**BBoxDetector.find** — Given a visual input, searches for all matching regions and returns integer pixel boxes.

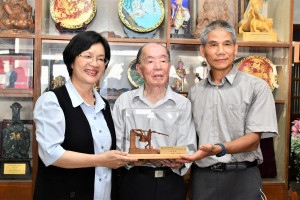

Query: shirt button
[99,178,102,182]
[216,117,218,120]
[215,102,217,104]
[99,130,102,133]
[94,117,96,120]
[216,86,218,89]
[101,146,104,149]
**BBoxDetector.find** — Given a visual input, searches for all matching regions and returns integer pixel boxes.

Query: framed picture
[0,54,33,89]
[193,0,238,38]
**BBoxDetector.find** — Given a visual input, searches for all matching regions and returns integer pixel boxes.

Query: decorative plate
[236,55,278,91]
[50,0,96,29]
[127,59,144,88]
[118,0,165,32]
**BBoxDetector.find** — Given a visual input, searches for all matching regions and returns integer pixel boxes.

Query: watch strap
[215,143,226,157]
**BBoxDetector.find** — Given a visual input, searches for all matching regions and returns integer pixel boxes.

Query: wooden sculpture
[0,0,34,33]
[129,129,168,154]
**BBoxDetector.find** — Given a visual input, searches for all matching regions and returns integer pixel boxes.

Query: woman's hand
[99,150,137,169]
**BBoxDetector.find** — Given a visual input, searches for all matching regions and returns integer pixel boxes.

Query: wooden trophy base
[128,146,188,159]
[238,32,277,42]
[127,154,188,159]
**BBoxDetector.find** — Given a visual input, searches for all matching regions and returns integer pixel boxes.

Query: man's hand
[176,144,220,163]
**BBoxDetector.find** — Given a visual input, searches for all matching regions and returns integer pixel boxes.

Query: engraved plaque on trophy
[0,102,31,179]
[123,108,189,159]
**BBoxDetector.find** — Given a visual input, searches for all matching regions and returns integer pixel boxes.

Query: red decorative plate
[236,55,278,91]
[50,0,96,29]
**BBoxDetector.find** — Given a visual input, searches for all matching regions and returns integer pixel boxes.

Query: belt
[133,167,174,178]
[208,160,257,172]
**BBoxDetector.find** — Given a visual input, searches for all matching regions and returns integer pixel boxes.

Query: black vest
[34,85,116,200]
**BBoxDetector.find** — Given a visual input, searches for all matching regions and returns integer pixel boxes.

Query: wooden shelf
[40,35,291,47]
[42,35,169,44]
[0,33,35,39]
[0,89,33,98]
[275,100,286,104]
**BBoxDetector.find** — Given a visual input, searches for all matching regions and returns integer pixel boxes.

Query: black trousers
[191,164,264,200]
[117,167,186,200]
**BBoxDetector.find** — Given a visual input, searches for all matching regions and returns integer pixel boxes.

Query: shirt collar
[206,65,238,86]
[132,84,175,106]
[65,80,106,111]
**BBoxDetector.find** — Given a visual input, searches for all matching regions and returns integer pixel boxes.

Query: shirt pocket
[225,103,246,137]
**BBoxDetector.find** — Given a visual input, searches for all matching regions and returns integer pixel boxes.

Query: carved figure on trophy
[0,0,34,34]
[193,0,232,38]
[2,102,30,159]
[171,59,186,93]
[170,0,191,38]
[129,129,169,154]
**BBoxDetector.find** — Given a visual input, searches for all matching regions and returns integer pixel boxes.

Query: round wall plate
[50,0,96,29]
[127,59,144,88]
[236,55,278,91]
[118,0,165,32]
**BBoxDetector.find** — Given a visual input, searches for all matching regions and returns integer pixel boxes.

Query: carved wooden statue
[193,0,232,38]
[0,0,34,33]
[129,129,168,154]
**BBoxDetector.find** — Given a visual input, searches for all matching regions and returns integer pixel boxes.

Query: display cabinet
[0,0,294,199]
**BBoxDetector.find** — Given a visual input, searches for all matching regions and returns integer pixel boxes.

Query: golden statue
[171,59,186,92]
[239,0,273,33]
[0,0,34,33]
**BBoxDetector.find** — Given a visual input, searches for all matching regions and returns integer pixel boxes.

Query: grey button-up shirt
[188,66,278,168]
[112,85,197,175]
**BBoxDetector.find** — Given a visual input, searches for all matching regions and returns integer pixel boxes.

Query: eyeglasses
[79,54,109,65]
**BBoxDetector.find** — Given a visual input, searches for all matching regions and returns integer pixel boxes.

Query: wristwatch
[215,143,226,157]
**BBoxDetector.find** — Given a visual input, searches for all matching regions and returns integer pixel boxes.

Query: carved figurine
[0,0,34,33]
[171,0,190,37]
[51,75,66,89]
[129,129,168,154]
[2,102,30,159]
[171,59,186,92]
[239,0,274,33]
[193,0,232,38]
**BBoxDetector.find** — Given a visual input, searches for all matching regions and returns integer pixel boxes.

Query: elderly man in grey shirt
[178,20,278,200]
[112,43,197,200]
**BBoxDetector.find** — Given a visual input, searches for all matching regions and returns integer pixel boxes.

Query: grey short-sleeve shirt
[188,66,278,167]
[112,85,197,175]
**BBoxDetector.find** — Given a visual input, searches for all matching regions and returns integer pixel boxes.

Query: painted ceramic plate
[127,59,144,88]
[118,0,165,32]
[50,0,96,29]
[236,55,278,91]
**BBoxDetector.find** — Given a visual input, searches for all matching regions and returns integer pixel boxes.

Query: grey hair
[136,43,170,65]
[200,20,237,47]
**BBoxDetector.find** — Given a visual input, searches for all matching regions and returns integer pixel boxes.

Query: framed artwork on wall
[0,54,33,89]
